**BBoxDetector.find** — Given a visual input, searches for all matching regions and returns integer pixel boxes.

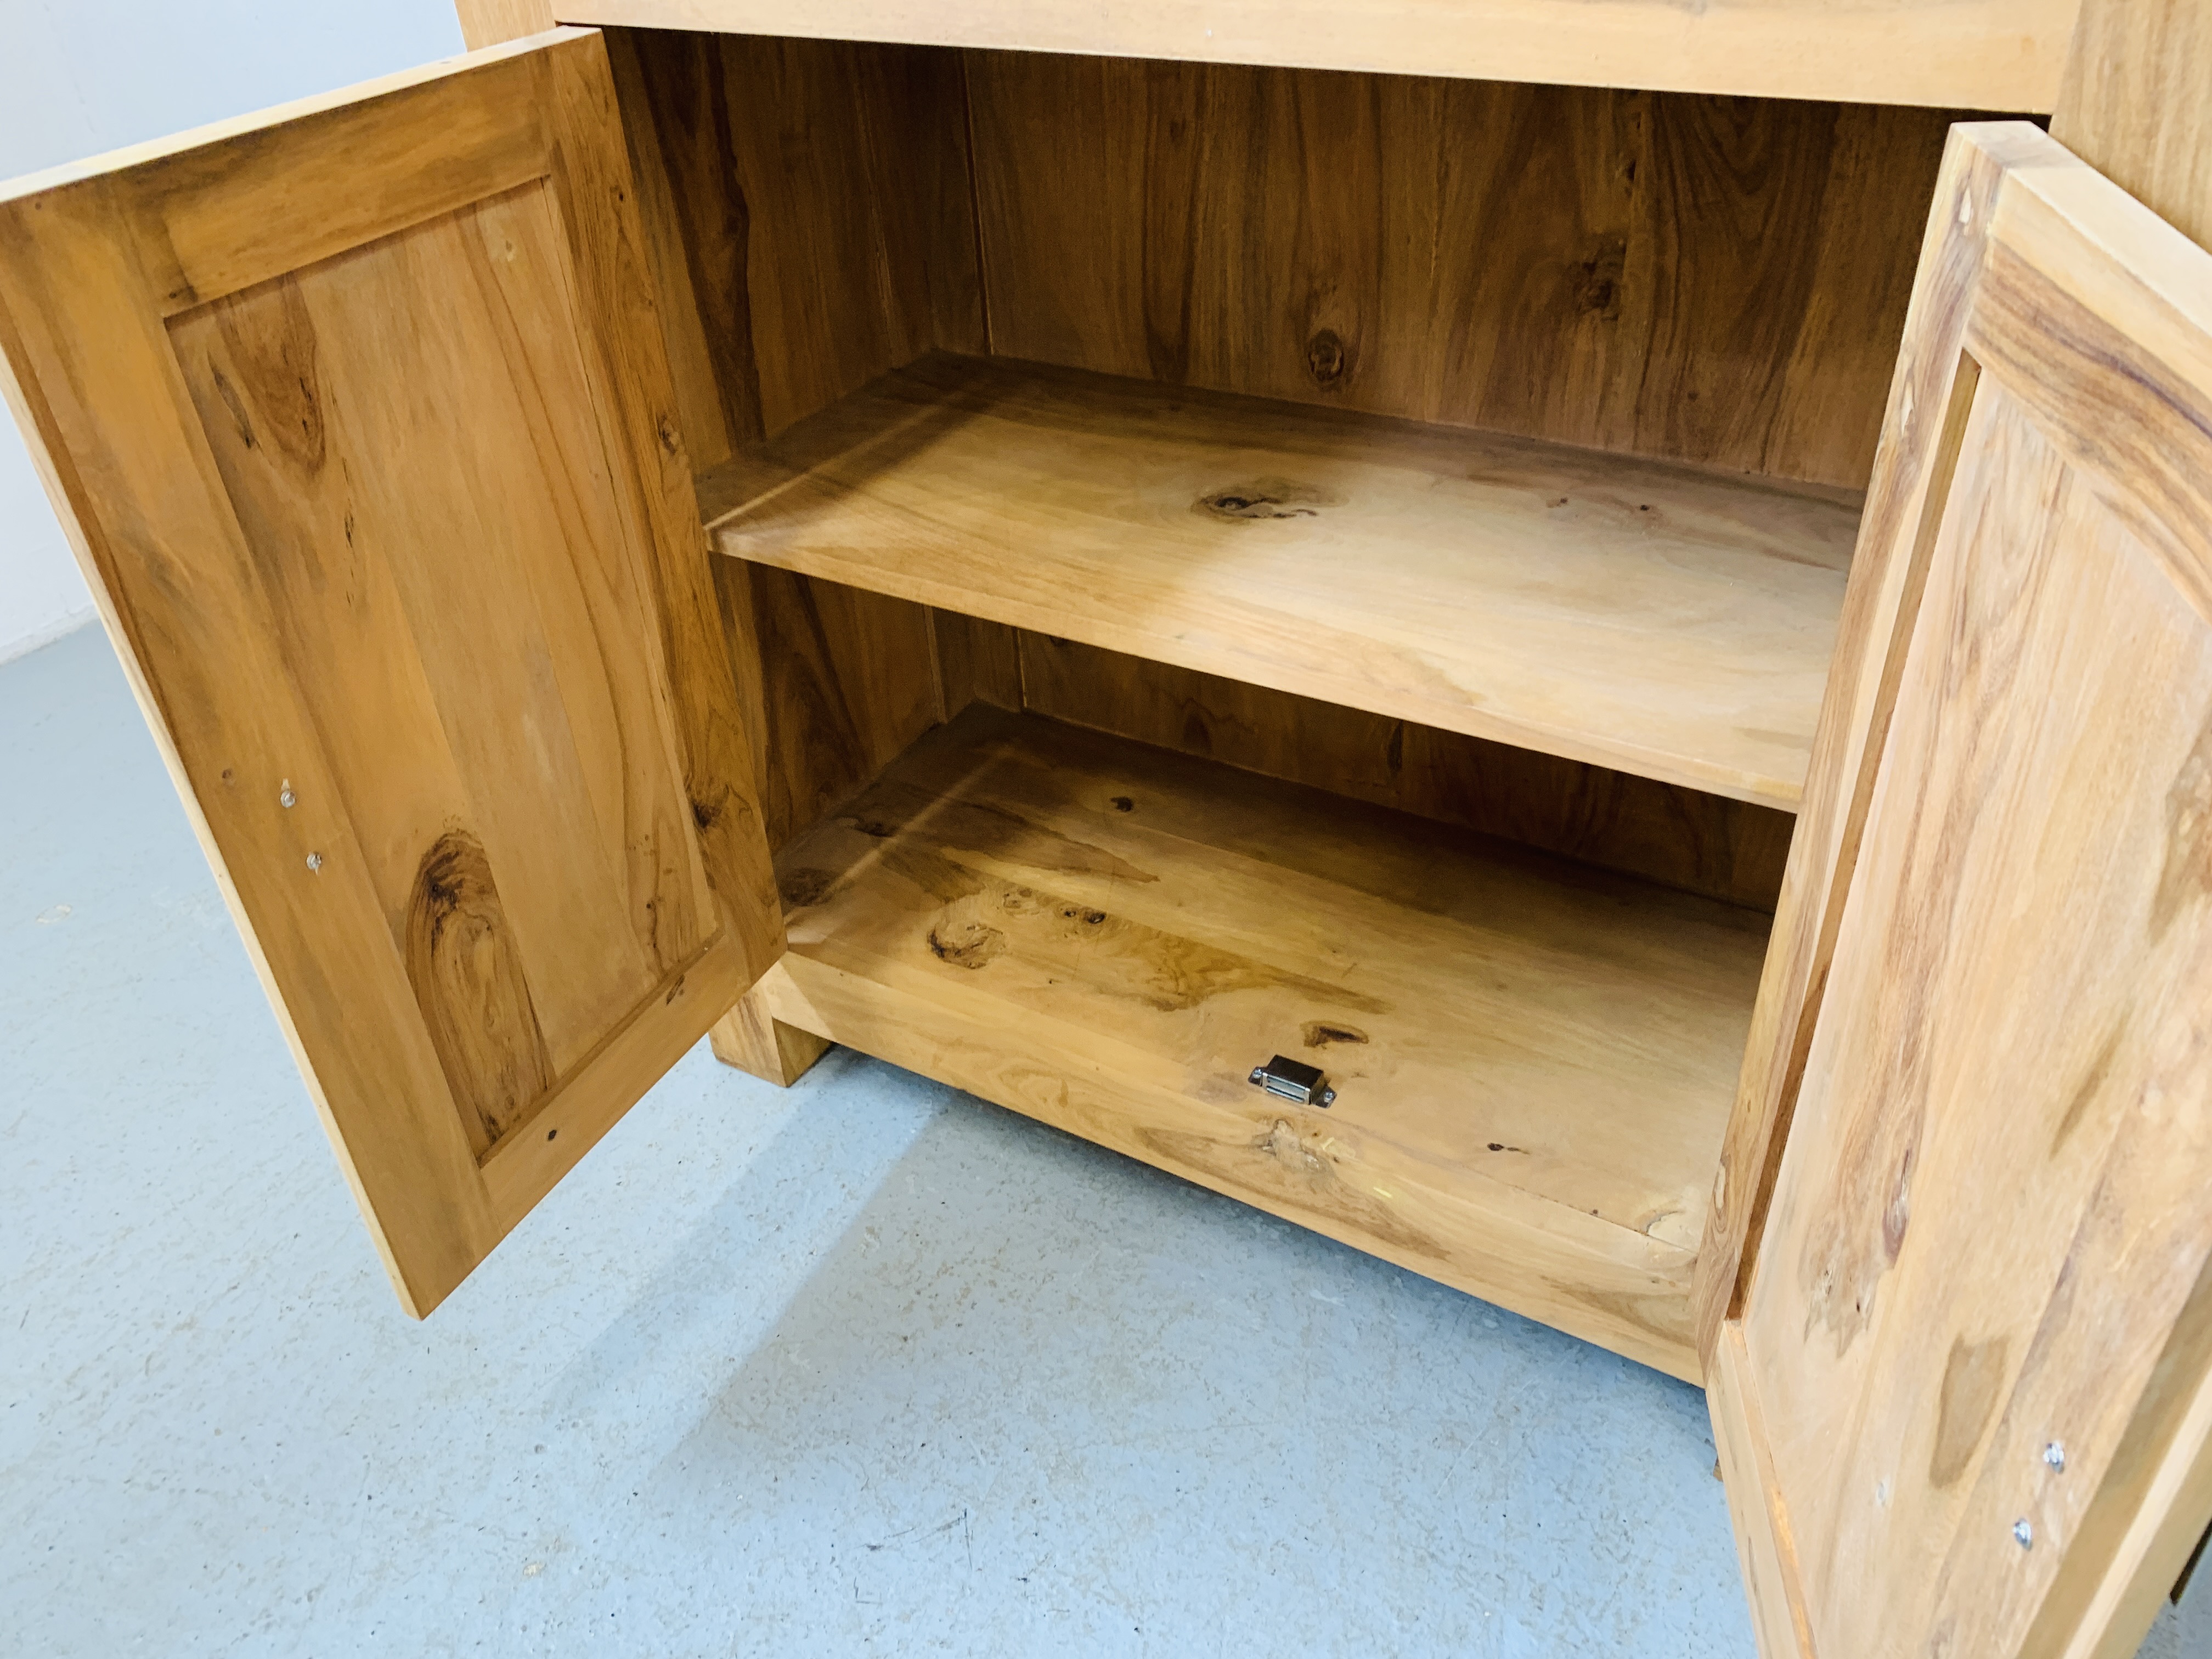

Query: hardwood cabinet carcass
[2,3,2207,1650]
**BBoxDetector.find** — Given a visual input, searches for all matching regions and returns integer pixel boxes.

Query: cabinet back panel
[1017,633,1792,911]
[609,33,1868,891]
[966,53,1962,490]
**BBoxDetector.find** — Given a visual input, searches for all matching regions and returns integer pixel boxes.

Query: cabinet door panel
[0,30,781,1316]
[1713,122,2212,1656]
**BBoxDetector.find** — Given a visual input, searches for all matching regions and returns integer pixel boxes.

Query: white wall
[0,0,466,663]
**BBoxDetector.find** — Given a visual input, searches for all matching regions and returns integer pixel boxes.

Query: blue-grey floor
[2,623,2203,1658]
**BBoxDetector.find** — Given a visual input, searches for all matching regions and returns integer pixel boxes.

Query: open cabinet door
[1707,121,2212,1656]
[0,29,783,1317]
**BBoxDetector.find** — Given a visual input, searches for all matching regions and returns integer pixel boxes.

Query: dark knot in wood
[1195,477,1344,522]
[1305,328,1348,387]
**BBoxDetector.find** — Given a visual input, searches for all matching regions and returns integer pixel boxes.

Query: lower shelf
[754,706,1768,1380]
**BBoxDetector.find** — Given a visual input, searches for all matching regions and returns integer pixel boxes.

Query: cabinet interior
[606,27,1965,1377]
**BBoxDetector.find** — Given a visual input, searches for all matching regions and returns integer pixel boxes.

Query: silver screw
[1319,1088,1336,1107]
[2042,1441,2066,1472]
[2013,1519,2034,1549]
[1249,1068,1265,1085]
[305,851,324,872]
[279,780,297,809]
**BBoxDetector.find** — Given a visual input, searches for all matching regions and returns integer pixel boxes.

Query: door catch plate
[1249,1054,1335,1107]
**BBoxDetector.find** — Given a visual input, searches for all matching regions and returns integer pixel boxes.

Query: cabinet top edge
[555,0,2072,112]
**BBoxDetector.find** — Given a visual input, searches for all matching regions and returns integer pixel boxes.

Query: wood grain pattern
[935,611,1023,716]
[717,565,942,853]
[1692,124,2023,1363]
[400,827,555,1152]
[758,705,1770,1380]
[1709,1324,1819,1658]
[706,353,1858,809]
[1019,633,1792,911]
[1716,125,2212,1658]
[966,57,1960,491]
[606,26,972,1006]
[613,27,982,460]
[556,0,2075,112]
[2051,0,2212,255]
[172,181,710,1081]
[114,60,551,318]
[543,35,785,957]
[0,31,781,1315]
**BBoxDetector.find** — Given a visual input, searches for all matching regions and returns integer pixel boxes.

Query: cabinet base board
[747,705,1773,1382]
[758,952,1706,1383]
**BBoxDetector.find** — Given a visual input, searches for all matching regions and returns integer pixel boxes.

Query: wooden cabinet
[2,3,2206,1650]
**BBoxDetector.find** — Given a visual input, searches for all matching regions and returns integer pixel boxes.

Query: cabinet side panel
[608,28,979,861]
[966,53,1959,492]
[610,27,982,456]
[2051,0,2212,255]
[730,567,943,853]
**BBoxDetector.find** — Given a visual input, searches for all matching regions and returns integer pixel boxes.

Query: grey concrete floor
[3,622,2204,1658]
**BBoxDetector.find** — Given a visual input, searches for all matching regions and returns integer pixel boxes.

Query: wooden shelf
[703,354,1857,811]
[565,0,2072,112]
[751,706,1770,1379]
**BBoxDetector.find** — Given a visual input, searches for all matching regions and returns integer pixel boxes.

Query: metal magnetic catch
[1249,1054,1335,1107]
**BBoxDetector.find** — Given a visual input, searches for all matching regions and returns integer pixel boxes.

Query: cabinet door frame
[0,28,783,1316]
[1709,119,2212,1657]
[1690,117,2018,1365]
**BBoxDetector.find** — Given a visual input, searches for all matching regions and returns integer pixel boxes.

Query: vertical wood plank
[1692,127,2018,1362]
[934,610,1024,715]
[1423,81,1641,449]
[611,29,974,993]
[963,52,1153,380]
[2051,0,2212,254]
[1758,103,1959,486]
[740,569,942,851]
[965,53,1961,489]
[1605,95,1840,472]
[542,38,783,977]
[1182,64,1443,419]
[603,26,763,466]
[1018,633,1791,911]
